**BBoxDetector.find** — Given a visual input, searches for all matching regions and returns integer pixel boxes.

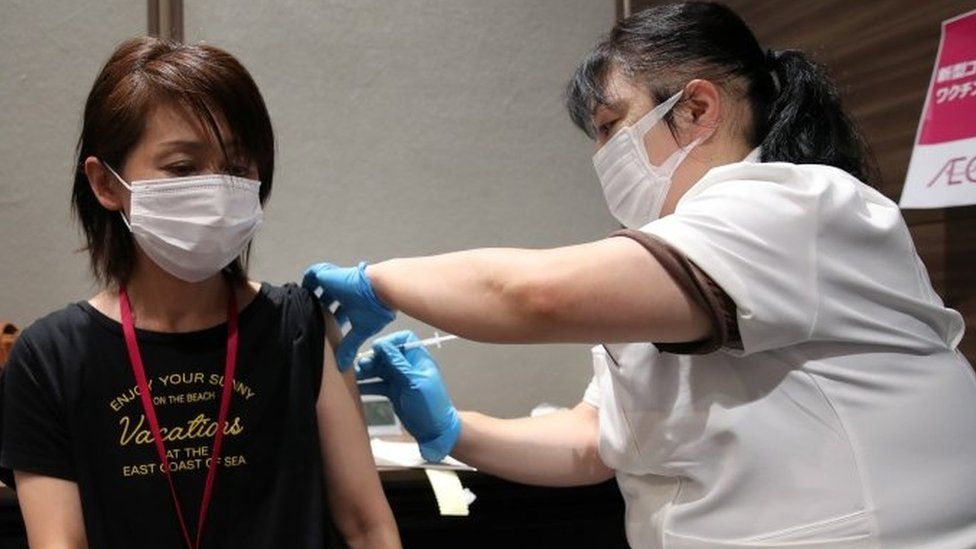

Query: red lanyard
[119,286,238,549]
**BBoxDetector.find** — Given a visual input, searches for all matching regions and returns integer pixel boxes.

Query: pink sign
[900,9,976,209]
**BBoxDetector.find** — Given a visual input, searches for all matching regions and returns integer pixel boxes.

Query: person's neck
[661,139,753,217]
[123,258,233,333]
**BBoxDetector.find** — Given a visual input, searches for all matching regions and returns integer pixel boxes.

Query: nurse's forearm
[366,238,710,344]
[450,403,613,487]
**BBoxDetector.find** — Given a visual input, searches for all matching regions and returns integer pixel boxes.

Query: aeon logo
[926,154,976,187]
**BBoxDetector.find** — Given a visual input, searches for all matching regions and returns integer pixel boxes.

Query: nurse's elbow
[578,440,614,484]
[574,405,615,484]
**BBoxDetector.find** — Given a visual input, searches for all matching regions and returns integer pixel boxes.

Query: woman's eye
[164,163,197,177]
[227,165,251,177]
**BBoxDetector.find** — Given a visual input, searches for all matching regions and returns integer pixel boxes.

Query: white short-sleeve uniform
[583,156,976,548]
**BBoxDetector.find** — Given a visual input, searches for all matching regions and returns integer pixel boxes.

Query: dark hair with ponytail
[566,1,873,182]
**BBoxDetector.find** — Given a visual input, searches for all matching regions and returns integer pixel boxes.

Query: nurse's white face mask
[103,163,264,283]
[592,90,706,229]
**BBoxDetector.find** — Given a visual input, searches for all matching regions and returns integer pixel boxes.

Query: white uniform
[583,157,976,548]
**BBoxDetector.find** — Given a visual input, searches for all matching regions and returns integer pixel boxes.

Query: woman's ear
[679,79,722,137]
[83,156,126,212]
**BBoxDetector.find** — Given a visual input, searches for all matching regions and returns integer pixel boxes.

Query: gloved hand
[303,261,396,371]
[357,331,461,463]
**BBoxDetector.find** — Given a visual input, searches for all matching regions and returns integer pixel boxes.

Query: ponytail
[763,49,872,181]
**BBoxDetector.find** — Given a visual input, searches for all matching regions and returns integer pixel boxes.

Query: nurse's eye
[596,119,620,140]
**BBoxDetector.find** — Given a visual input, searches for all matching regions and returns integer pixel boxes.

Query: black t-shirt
[0,283,341,548]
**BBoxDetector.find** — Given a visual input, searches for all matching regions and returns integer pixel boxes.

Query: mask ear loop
[630,91,685,168]
[100,160,134,230]
[650,90,714,175]
[631,90,685,136]
[658,133,707,174]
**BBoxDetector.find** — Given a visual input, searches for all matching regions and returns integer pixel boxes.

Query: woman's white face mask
[592,90,706,229]
[104,163,264,283]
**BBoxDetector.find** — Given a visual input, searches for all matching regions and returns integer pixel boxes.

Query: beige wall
[0,1,146,317]
[1,1,616,417]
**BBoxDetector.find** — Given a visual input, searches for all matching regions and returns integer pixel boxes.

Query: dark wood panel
[947,210,976,359]
[629,0,975,361]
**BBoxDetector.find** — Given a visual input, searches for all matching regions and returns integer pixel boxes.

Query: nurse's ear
[675,79,722,141]
[83,156,127,212]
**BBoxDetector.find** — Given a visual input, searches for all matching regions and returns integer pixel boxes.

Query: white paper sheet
[370,438,475,471]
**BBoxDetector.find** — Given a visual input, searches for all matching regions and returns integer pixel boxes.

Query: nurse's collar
[743,147,762,163]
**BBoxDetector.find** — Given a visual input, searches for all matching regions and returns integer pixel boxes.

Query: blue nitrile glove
[302,261,396,371]
[357,331,461,463]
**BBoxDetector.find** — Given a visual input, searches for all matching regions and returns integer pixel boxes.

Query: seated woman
[0,37,399,548]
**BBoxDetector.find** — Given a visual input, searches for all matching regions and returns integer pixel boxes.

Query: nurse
[304,3,976,547]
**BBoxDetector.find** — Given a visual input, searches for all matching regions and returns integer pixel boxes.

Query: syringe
[355,332,458,382]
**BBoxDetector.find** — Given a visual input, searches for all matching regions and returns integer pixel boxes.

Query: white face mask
[104,163,264,283]
[592,90,706,229]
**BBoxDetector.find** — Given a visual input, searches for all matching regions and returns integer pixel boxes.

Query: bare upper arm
[513,236,713,344]
[322,308,344,353]
[314,309,399,546]
[14,471,87,548]
[319,309,365,420]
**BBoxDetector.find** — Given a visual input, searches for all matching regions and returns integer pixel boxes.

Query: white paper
[370,438,475,471]
[901,137,976,209]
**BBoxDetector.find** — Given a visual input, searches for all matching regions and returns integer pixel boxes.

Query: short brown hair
[71,37,275,287]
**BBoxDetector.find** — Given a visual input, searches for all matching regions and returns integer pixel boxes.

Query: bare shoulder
[319,305,343,350]
[236,279,262,311]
